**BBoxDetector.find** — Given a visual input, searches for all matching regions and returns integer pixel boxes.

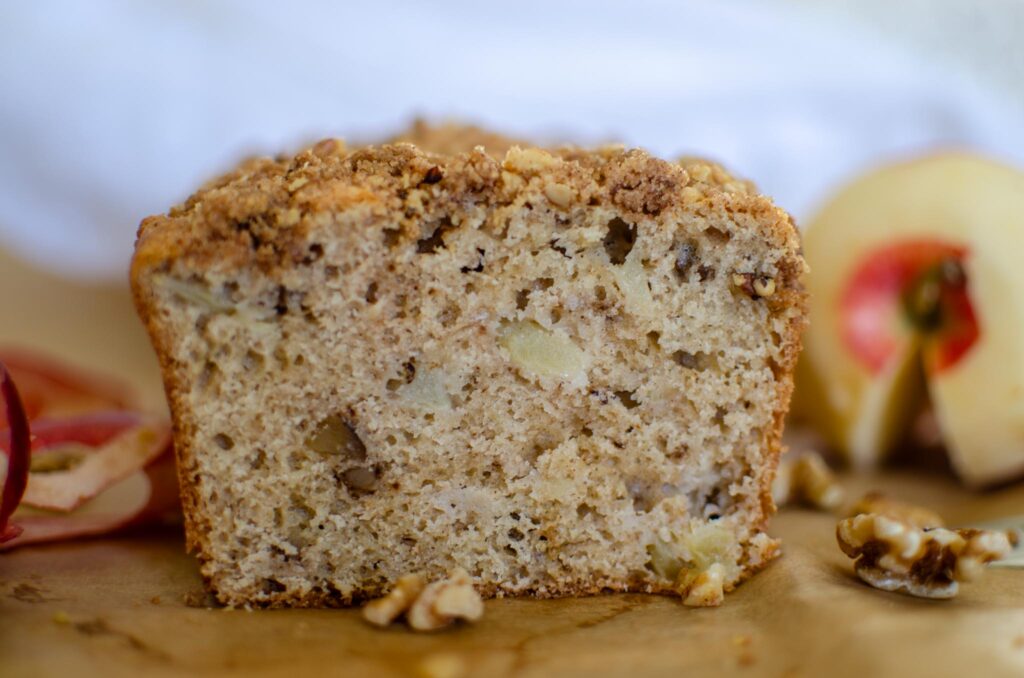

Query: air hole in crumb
[365,282,379,303]
[550,240,571,258]
[705,226,731,243]
[197,361,219,391]
[508,527,525,541]
[274,286,289,315]
[504,545,518,556]
[416,218,453,254]
[402,360,417,383]
[646,331,661,348]
[673,350,717,371]
[628,480,658,513]
[385,434,397,445]
[550,306,563,323]
[213,433,234,450]
[615,390,640,409]
[581,426,593,437]
[465,282,476,295]
[242,350,264,372]
[576,504,594,519]
[325,265,340,280]
[383,228,402,248]
[437,301,461,326]
[386,378,403,392]
[698,265,716,281]
[262,579,286,594]
[250,449,267,470]
[307,243,324,261]
[603,217,636,264]
[537,277,554,290]
[516,289,530,310]
[459,248,486,273]
[595,285,607,301]
[714,406,728,431]
[294,354,305,366]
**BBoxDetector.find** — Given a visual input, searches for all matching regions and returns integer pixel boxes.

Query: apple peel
[0,362,31,543]
[21,415,171,512]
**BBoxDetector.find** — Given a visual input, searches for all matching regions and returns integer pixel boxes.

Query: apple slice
[19,414,171,512]
[0,450,180,550]
[798,153,1024,486]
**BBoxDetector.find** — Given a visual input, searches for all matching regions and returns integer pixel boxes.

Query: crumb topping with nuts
[836,513,1012,599]
[362,568,484,632]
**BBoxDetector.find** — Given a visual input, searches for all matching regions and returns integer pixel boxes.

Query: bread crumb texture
[131,123,807,607]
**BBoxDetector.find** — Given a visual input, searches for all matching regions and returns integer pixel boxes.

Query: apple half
[797,154,1024,486]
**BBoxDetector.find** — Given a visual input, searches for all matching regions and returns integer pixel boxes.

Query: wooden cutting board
[3,248,1024,678]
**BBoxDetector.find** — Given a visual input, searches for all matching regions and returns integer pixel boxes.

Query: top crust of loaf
[133,128,801,295]
[131,124,807,605]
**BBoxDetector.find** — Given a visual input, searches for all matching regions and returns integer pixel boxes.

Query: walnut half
[836,513,1012,599]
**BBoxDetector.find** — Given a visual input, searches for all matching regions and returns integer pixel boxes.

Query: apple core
[840,239,980,375]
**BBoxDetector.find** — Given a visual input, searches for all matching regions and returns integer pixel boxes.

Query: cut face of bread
[131,129,807,607]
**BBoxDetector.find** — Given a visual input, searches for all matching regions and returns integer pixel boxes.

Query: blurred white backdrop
[1,0,1022,280]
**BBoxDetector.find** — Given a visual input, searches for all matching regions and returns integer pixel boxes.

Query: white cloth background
[2,0,1022,280]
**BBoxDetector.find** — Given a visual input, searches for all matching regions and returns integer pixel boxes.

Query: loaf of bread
[131,124,807,607]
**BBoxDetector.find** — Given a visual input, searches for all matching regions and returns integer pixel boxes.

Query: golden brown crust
[131,122,806,608]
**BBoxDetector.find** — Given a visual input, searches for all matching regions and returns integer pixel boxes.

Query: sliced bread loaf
[131,125,807,607]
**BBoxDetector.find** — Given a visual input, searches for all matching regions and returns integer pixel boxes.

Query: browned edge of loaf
[130,124,808,607]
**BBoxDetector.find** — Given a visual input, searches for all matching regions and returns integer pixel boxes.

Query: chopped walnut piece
[848,492,945,529]
[836,513,1012,599]
[363,569,484,632]
[543,182,574,208]
[407,568,484,631]
[731,272,777,299]
[772,451,843,511]
[362,573,426,627]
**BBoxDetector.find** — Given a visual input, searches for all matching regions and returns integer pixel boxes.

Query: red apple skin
[839,239,979,375]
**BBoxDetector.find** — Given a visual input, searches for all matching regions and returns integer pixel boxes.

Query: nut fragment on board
[362,569,483,632]
[772,451,843,511]
[848,492,945,529]
[407,568,484,631]
[362,573,426,627]
[836,513,1012,599]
